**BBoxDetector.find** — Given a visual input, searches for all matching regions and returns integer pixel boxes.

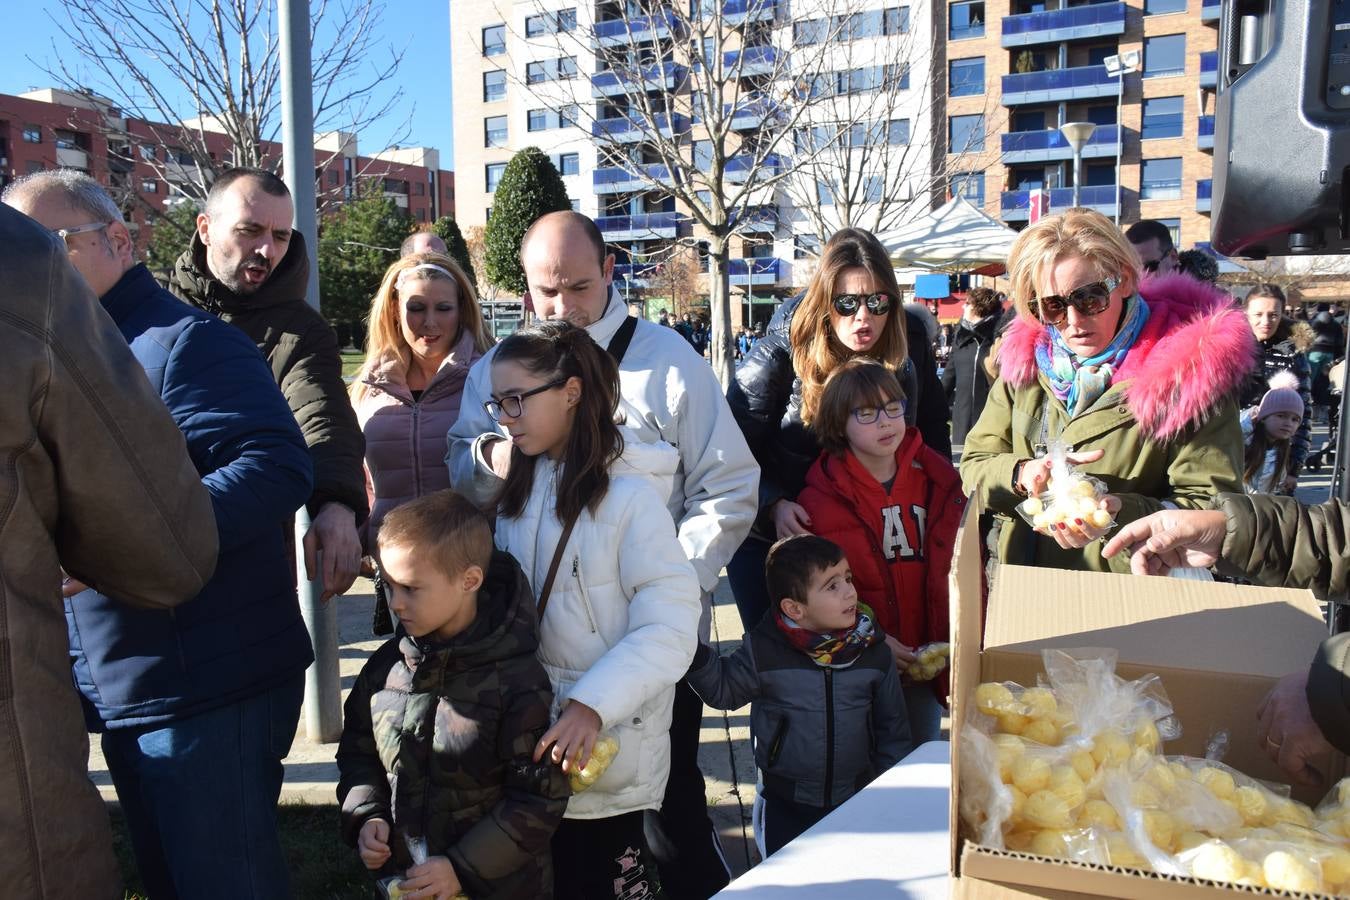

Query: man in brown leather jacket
[0,203,217,897]
[1105,495,1350,788]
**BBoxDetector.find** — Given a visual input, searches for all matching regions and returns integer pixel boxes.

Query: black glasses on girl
[832,292,894,317]
[1029,277,1119,326]
[483,377,568,421]
[852,398,906,424]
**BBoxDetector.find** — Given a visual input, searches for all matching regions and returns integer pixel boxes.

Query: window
[558,152,580,176]
[949,114,985,152]
[949,1,985,39]
[526,61,545,84]
[139,143,156,161]
[1084,161,1116,186]
[1012,109,1047,132]
[327,170,340,186]
[694,139,713,171]
[526,9,575,37]
[690,90,704,124]
[558,56,578,79]
[794,18,826,45]
[1087,46,1113,67]
[571,198,582,212]
[864,175,884,203]
[486,163,507,193]
[794,233,821,259]
[1086,104,1117,125]
[25,160,42,173]
[482,24,506,56]
[483,69,506,102]
[1145,0,1187,13]
[888,119,911,145]
[1144,34,1186,78]
[1142,96,1184,139]
[486,207,493,221]
[141,179,158,193]
[528,109,549,132]
[1157,218,1182,245]
[527,57,577,84]
[817,179,835,206]
[1140,157,1183,199]
[951,172,985,207]
[416,208,427,221]
[525,13,547,37]
[560,104,579,128]
[950,58,985,97]
[414,182,425,196]
[884,6,910,34]
[484,115,508,148]
[22,124,40,143]
[557,9,577,32]
[54,130,83,150]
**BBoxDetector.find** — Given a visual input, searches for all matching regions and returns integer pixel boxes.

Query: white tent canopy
[877,197,1020,270]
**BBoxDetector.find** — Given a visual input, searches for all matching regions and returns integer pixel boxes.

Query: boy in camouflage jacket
[337,492,570,899]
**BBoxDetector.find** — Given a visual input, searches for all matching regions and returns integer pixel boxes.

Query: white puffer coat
[494,436,701,819]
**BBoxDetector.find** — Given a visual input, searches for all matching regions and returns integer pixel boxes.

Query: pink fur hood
[997,274,1257,442]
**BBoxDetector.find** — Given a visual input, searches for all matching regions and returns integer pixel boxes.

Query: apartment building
[0,88,454,250]
[450,0,936,328]
[938,0,1218,247]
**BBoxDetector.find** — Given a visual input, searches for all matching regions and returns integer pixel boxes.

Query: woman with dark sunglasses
[961,208,1254,572]
[725,227,950,630]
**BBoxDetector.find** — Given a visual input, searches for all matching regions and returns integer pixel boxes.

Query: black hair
[766,535,847,608]
[1124,220,1175,254]
[205,167,290,216]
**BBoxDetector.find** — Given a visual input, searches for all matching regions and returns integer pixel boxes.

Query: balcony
[592,62,687,98]
[1002,64,1117,106]
[731,205,779,232]
[725,94,781,130]
[719,0,779,26]
[1201,0,1220,22]
[591,112,691,143]
[725,153,783,183]
[1200,51,1218,89]
[612,262,659,287]
[1197,179,1212,213]
[592,163,678,194]
[592,10,681,47]
[1198,115,1215,151]
[1001,2,1126,49]
[1000,185,1119,221]
[728,257,782,286]
[1000,124,1123,164]
[723,45,779,76]
[595,212,689,241]
[55,146,89,170]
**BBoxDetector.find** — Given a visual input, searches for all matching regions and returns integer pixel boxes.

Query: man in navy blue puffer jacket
[4,171,314,900]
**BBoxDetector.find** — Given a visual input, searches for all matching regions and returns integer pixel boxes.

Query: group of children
[336,322,958,899]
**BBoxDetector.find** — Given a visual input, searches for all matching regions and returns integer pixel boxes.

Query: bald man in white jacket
[447,211,758,897]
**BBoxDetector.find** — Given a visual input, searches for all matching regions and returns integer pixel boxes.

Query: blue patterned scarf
[1035,294,1150,417]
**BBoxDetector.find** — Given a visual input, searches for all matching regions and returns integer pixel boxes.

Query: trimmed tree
[431,216,478,288]
[144,200,200,277]
[317,185,411,347]
[484,147,571,295]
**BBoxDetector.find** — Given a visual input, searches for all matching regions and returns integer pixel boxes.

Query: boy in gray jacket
[688,535,912,856]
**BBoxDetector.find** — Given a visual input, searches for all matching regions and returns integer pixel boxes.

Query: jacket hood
[172,230,311,314]
[360,329,480,400]
[402,549,539,674]
[611,428,680,501]
[805,428,961,507]
[997,273,1257,442]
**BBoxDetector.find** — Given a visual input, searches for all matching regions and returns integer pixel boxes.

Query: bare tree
[464,225,500,304]
[514,0,940,384]
[643,245,703,318]
[41,0,409,204]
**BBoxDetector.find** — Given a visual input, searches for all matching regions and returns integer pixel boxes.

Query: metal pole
[1115,74,1124,225]
[281,0,342,743]
[1072,145,1082,208]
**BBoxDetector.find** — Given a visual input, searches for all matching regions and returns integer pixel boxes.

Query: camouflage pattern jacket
[337,550,570,898]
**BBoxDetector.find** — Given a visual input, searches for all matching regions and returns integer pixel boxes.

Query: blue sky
[0,1,456,168]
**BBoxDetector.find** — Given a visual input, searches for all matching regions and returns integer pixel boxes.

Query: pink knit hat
[1256,370,1305,420]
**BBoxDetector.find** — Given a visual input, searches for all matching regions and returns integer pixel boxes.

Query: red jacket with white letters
[798,428,966,653]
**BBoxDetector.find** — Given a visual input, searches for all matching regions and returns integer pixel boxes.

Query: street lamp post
[1103,51,1142,225]
[1059,122,1098,209]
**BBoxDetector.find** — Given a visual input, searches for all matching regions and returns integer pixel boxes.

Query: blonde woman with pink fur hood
[961,209,1255,572]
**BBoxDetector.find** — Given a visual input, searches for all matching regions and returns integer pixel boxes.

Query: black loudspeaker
[1211,0,1350,257]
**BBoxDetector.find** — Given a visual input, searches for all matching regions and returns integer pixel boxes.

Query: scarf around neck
[775,603,880,668]
[1035,294,1150,416]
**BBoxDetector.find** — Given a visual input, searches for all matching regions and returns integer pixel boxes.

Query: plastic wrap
[908,642,950,682]
[1015,441,1116,534]
[378,836,469,900]
[568,733,619,793]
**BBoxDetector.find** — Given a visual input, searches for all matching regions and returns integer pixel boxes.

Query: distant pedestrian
[1240,284,1313,488]
[1243,371,1305,495]
[400,229,449,257]
[941,287,1006,445]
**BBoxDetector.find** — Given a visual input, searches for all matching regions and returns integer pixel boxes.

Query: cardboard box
[948,498,1345,898]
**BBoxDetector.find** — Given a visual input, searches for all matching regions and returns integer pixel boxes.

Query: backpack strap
[535,514,579,623]
[607,314,638,364]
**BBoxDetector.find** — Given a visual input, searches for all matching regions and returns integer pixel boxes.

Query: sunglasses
[483,377,568,422]
[1029,277,1119,326]
[852,398,907,424]
[832,292,894,317]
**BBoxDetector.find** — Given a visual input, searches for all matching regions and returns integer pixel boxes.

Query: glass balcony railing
[591,112,691,139]
[592,163,675,190]
[591,63,687,95]
[1200,50,1218,87]
[1001,2,1125,46]
[612,262,659,282]
[1201,0,1220,21]
[592,10,681,41]
[723,45,779,71]
[718,0,780,21]
[724,94,781,126]
[728,258,781,280]
[1002,65,1116,103]
[1001,124,1122,155]
[725,153,783,180]
[1198,114,1215,150]
[595,212,686,234]
[1197,179,1213,201]
[1001,185,1118,214]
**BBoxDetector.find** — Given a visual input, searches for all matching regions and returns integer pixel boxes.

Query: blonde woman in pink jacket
[351,252,494,631]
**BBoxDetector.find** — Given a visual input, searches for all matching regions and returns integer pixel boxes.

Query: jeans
[902,681,945,749]
[727,536,772,633]
[102,673,304,900]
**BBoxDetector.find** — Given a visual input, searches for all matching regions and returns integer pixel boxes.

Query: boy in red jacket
[797,358,966,743]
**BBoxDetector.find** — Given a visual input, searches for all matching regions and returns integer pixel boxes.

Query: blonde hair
[1006,208,1141,322]
[790,228,909,425]
[378,490,493,581]
[352,252,494,403]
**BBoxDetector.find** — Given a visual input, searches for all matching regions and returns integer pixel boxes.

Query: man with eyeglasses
[1125,219,1179,277]
[3,170,315,897]
[448,210,758,899]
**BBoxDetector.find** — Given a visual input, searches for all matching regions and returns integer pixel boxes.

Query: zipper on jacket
[572,556,599,633]
[824,667,835,809]
[410,403,422,499]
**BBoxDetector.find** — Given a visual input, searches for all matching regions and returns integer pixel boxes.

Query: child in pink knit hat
[1242,370,1305,494]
